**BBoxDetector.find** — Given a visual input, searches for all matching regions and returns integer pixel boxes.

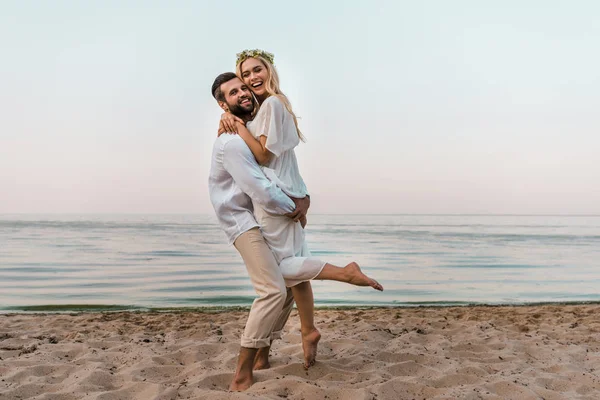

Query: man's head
[211,72,255,118]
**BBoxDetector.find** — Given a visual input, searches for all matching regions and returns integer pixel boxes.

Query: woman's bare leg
[277,260,383,369]
[290,281,321,369]
[315,262,383,291]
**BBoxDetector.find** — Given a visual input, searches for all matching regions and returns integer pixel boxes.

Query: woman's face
[240,58,269,100]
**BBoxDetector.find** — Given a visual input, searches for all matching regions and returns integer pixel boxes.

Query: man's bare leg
[253,343,271,370]
[253,288,295,370]
[316,262,383,291]
[229,347,258,391]
[291,281,321,369]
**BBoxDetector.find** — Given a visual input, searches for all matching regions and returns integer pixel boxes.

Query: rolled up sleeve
[223,137,295,215]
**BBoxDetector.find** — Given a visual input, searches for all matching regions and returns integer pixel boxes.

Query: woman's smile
[240,57,269,99]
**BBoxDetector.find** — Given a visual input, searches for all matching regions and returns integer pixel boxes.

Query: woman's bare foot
[253,347,271,370]
[345,262,384,291]
[301,327,321,369]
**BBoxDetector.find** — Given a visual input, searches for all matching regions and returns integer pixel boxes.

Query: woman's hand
[218,113,245,136]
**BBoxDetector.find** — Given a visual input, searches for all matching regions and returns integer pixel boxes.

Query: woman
[219,49,383,368]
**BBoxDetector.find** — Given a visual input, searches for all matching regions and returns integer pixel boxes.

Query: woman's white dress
[247,96,325,287]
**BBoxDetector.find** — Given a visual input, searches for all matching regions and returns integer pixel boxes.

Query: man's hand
[285,195,310,222]
[299,214,307,228]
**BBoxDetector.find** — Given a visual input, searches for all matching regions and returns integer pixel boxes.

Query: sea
[1,214,599,313]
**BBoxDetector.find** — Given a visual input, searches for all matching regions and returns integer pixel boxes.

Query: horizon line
[1,212,599,217]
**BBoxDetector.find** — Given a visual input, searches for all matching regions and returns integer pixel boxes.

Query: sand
[1,305,600,399]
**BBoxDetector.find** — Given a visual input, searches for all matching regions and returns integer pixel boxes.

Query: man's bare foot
[229,347,256,391]
[345,262,384,291]
[253,347,271,370]
[229,374,253,391]
[301,327,321,369]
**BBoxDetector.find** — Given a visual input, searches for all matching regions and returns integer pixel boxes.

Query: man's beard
[227,97,254,119]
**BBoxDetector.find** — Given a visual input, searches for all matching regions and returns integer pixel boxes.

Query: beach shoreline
[2,304,600,399]
[4,300,600,314]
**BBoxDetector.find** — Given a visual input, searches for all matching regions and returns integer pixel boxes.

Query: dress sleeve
[252,96,299,158]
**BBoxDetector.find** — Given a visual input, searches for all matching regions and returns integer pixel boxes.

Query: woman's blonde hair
[236,55,305,142]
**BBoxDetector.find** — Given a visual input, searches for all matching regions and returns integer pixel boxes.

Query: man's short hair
[211,72,238,102]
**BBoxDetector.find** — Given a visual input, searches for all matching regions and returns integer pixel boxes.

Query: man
[208,72,310,391]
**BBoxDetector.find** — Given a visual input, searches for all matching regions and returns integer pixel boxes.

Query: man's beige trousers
[233,228,294,348]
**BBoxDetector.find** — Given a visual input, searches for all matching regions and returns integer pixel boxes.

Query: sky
[1,0,599,215]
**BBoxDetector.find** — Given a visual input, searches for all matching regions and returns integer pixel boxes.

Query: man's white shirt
[208,134,295,244]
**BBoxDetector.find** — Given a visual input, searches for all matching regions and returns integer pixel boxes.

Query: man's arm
[223,137,295,215]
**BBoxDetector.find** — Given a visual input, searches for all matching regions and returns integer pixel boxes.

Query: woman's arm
[235,121,273,165]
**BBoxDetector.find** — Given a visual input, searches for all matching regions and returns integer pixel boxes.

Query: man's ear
[218,101,229,112]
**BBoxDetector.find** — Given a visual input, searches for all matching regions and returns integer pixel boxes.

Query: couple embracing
[208,49,383,391]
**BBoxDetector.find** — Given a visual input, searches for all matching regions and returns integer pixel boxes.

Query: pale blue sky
[1,1,599,214]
